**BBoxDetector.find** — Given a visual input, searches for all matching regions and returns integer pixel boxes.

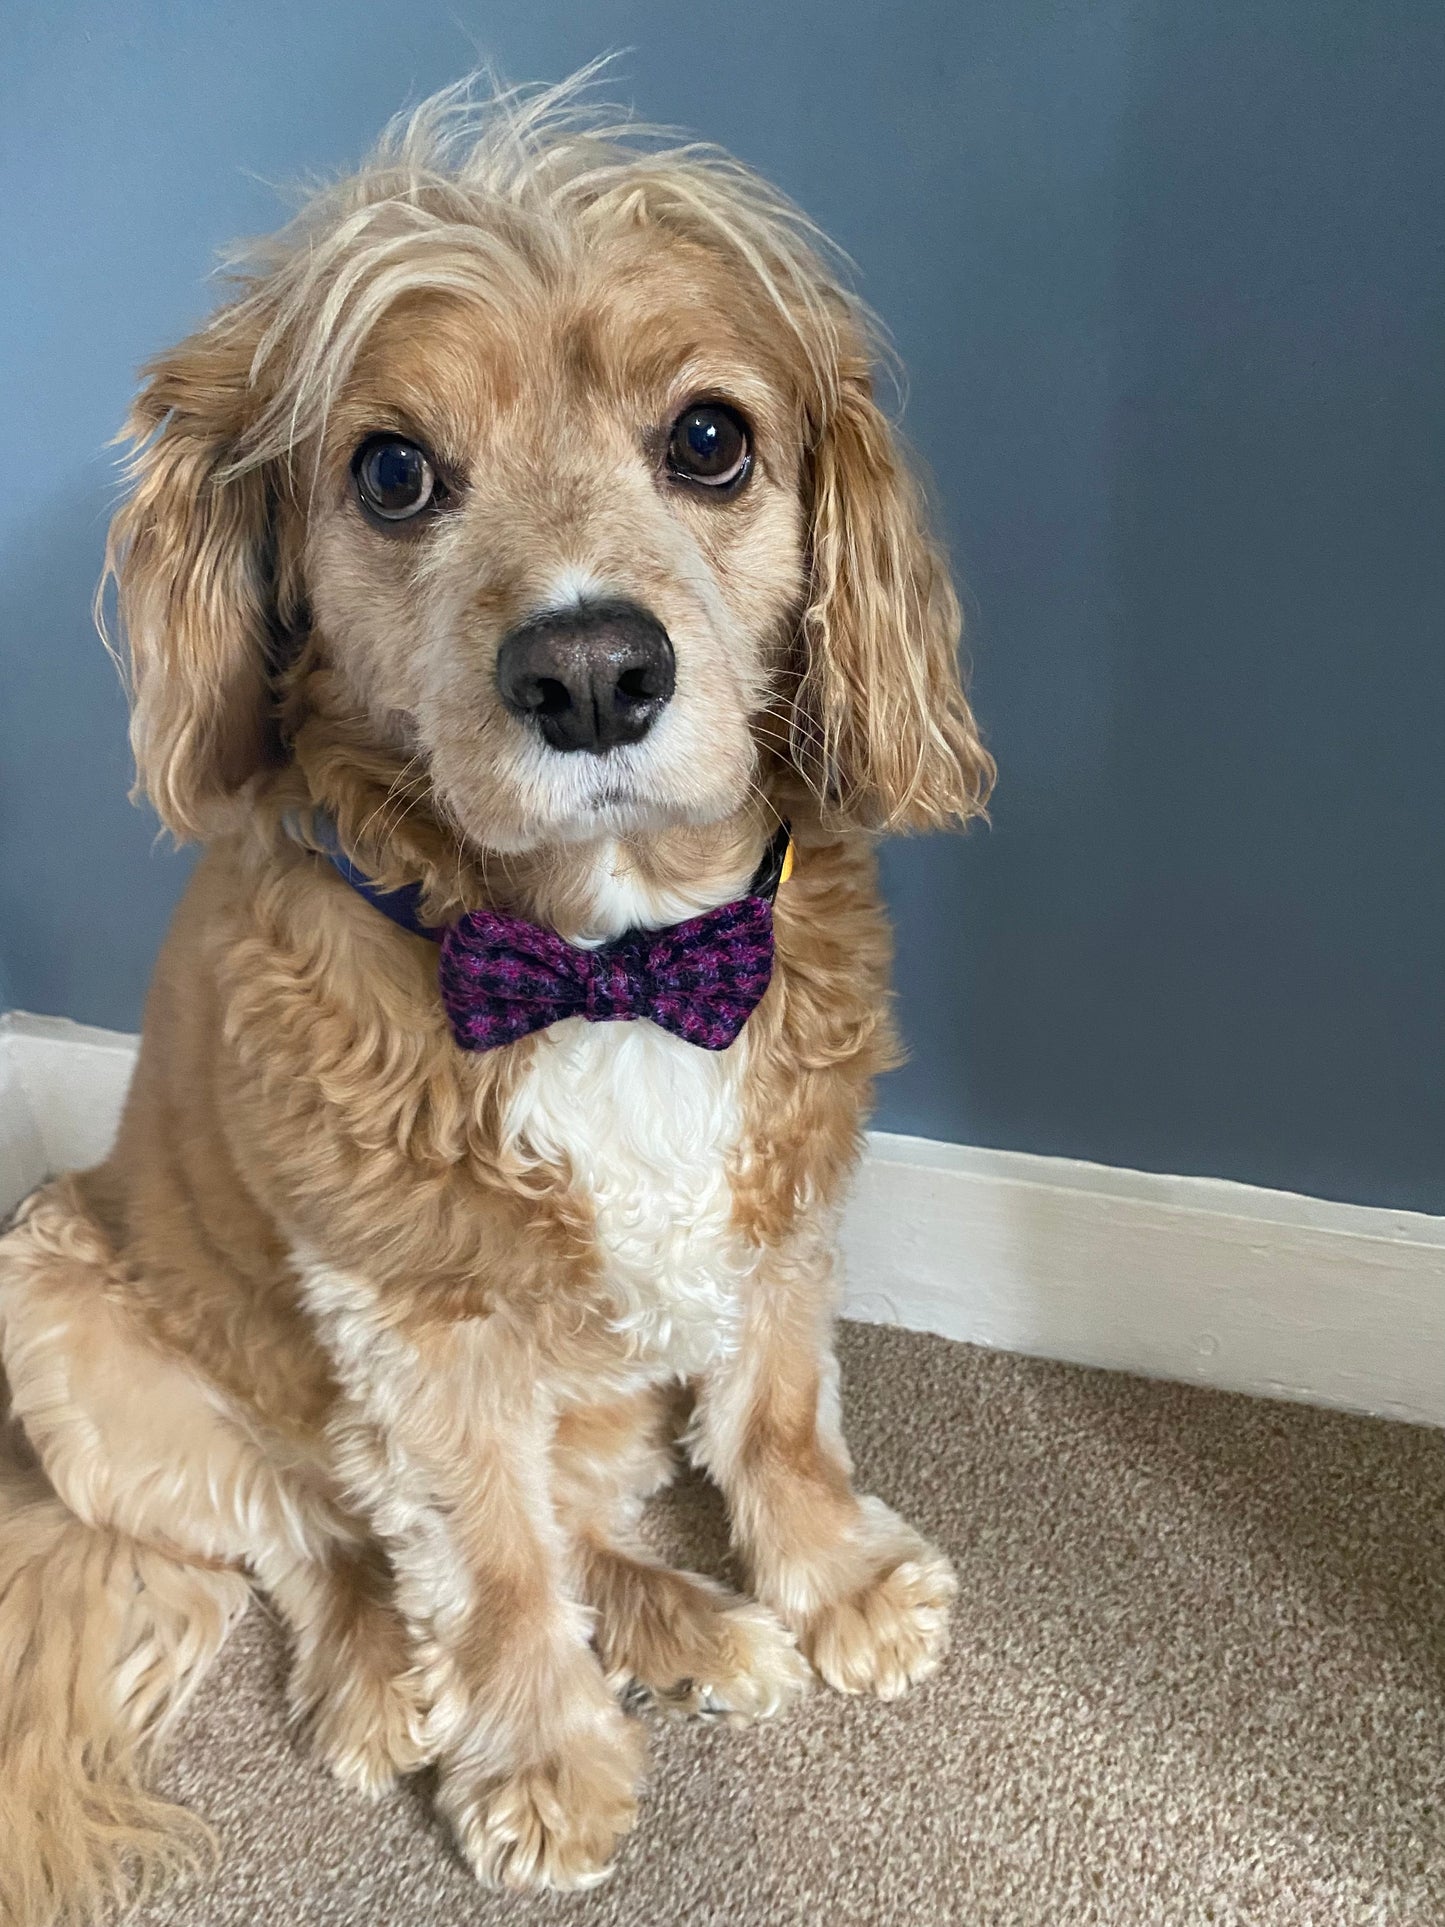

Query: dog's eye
[352,436,443,523]
[665,404,751,490]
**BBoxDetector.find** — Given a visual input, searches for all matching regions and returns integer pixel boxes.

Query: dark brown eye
[352,436,443,523]
[665,403,751,490]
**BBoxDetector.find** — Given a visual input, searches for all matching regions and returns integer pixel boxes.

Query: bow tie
[315,821,791,1054]
[438,894,773,1052]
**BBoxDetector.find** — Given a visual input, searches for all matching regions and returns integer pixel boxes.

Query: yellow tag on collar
[779,838,795,887]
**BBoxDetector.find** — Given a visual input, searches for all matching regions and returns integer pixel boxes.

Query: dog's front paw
[439,1712,645,1892]
[795,1501,957,1700]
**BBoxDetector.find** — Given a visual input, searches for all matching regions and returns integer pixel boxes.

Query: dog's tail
[0,1447,251,1927]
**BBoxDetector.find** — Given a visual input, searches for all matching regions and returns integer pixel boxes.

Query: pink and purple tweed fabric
[437,893,775,1053]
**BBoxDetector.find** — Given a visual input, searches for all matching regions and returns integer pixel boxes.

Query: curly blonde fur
[4,69,988,1915]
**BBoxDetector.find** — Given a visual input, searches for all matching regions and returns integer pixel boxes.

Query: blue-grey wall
[2,2,1442,1211]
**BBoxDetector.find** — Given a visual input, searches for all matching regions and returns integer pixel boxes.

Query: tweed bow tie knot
[437,893,775,1054]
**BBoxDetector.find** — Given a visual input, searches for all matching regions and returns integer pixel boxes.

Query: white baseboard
[844,1133,1445,1428]
[4,1010,1443,1428]
[1,1012,142,1187]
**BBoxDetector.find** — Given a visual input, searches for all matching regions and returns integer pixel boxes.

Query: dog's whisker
[354,753,428,848]
[371,771,431,846]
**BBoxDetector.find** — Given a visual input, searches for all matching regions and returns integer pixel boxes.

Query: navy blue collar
[310,818,792,944]
[323,841,436,938]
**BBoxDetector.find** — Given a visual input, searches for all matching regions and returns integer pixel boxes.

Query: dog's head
[106,78,992,859]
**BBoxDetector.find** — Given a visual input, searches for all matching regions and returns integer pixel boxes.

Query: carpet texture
[128,1325,1445,1927]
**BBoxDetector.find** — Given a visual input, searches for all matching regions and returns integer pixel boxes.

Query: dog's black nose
[495,601,676,754]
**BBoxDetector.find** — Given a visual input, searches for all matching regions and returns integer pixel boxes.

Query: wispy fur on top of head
[215,65,863,471]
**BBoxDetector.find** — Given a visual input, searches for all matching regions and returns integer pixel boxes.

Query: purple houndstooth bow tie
[438,893,774,1053]
[315,821,790,1054]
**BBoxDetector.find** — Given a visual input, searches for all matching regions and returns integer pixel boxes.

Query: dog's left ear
[794,358,994,831]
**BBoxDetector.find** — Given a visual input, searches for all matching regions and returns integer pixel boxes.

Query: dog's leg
[692,1234,957,1700]
[263,1538,430,1797]
[0,1182,268,1923]
[2,1182,427,1802]
[551,1393,809,1722]
[298,1261,644,1894]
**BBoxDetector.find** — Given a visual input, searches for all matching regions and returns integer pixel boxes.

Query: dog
[0,74,992,1916]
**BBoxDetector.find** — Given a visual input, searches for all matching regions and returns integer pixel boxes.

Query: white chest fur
[501,1017,751,1379]
[498,837,762,1379]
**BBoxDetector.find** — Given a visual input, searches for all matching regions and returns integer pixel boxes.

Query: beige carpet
[129,1324,1445,1927]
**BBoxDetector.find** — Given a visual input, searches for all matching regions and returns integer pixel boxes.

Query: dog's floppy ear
[794,356,994,831]
[103,315,288,841]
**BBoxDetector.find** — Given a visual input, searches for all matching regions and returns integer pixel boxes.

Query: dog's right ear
[103,312,287,841]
